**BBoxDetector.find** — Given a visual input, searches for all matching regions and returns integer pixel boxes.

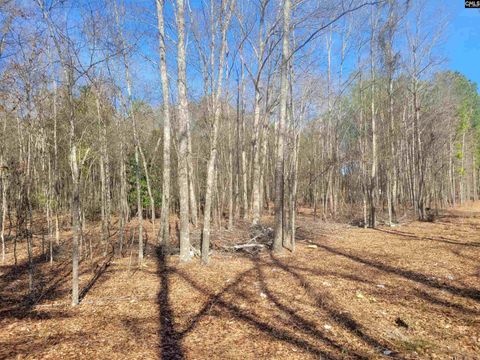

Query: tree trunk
[156,0,171,250]
[201,0,235,264]
[176,0,191,262]
[273,0,291,252]
[369,7,377,228]
[70,144,80,306]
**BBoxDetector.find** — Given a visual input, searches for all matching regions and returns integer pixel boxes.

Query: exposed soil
[1,203,479,359]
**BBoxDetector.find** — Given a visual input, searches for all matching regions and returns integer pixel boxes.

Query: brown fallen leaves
[1,204,480,359]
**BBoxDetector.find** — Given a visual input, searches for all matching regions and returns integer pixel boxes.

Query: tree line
[0,0,479,305]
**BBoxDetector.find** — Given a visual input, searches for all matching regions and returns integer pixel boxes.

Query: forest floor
[1,203,480,359]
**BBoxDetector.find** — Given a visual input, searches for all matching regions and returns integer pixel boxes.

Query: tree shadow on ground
[155,249,402,359]
[0,236,115,321]
[173,266,339,359]
[450,248,479,264]
[154,208,480,359]
[252,258,377,359]
[79,252,114,302]
[156,247,184,360]
[433,219,480,231]
[0,331,84,359]
[312,242,480,302]
[373,228,480,248]
[0,246,71,320]
[413,288,480,316]
[266,254,400,358]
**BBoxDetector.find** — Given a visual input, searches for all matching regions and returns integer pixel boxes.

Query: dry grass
[1,203,480,359]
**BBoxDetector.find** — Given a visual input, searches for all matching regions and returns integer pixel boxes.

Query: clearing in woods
[1,203,479,359]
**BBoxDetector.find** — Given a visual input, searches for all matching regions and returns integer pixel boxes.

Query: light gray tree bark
[176,0,191,262]
[201,0,236,264]
[369,6,378,228]
[156,0,171,250]
[273,0,291,252]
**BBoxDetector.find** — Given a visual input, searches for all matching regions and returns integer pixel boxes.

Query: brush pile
[220,224,274,255]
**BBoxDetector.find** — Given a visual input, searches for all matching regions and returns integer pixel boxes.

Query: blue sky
[63,0,479,103]
[443,2,480,86]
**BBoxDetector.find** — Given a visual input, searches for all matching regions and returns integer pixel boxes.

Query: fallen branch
[223,243,266,251]
[234,243,265,249]
[247,233,267,244]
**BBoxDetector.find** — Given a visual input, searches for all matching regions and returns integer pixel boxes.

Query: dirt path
[1,204,479,359]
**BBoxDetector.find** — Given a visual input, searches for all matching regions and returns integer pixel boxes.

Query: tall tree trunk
[176,0,191,262]
[70,143,80,306]
[39,0,82,305]
[369,7,377,228]
[113,0,144,264]
[201,0,235,264]
[156,0,171,250]
[95,93,108,255]
[273,0,291,252]
[251,88,262,225]
[135,147,143,264]
[47,43,61,246]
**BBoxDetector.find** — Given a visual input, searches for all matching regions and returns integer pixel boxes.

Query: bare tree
[273,0,291,252]
[201,0,236,264]
[155,0,172,250]
[176,0,191,262]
